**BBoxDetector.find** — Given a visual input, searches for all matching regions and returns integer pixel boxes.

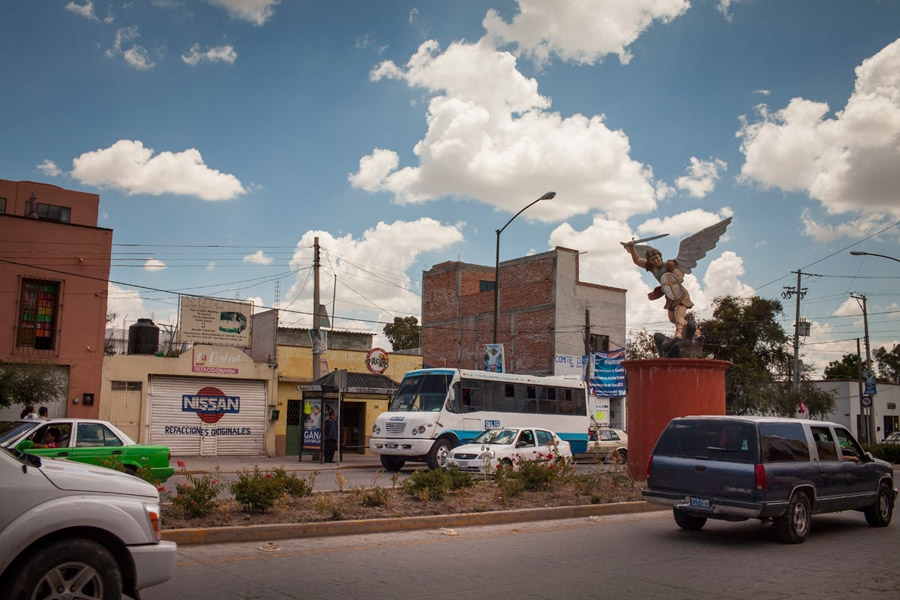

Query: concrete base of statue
[623,358,731,481]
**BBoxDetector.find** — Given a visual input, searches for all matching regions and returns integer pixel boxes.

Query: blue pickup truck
[642,416,896,543]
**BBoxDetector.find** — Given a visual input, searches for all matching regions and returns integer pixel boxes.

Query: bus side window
[447,384,461,413]
[461,386,482,413]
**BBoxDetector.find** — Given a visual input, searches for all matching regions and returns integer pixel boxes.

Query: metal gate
[100,381,142,441]
[148,376,266,456]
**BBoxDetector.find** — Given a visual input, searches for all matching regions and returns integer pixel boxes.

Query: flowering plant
[164,462,223,517]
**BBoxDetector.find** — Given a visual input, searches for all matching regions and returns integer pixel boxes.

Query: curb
[162,501,666,545]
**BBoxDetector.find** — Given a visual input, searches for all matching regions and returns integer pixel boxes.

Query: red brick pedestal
[623,359,731,481]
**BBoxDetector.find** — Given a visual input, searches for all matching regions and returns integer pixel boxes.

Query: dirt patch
[161,468,644,530]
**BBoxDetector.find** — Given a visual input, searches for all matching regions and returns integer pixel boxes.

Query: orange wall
[0,180,111,418]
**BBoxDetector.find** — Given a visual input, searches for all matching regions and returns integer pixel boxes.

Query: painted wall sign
[192,347,242,375]
[182,386,240,424]
[180,296,252,347]
[366,347,389,374]
[483,343,505,373]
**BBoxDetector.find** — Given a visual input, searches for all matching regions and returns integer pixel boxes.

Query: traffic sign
[861,395,873,407]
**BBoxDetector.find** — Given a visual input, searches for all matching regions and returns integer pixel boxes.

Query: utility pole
[782,271,807,396]
[312,237,321,381]
[856,338,867,443]
[852,293,874,443]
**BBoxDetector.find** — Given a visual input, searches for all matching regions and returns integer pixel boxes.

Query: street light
[850,250,900,263]
[493,191,556,343]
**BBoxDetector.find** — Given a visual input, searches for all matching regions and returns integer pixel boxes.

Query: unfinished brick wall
[423,254,557,375]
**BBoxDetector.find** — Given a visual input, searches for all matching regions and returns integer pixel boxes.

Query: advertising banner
[180,296,252,347]
[483,343,505,373]
[589,349,627,397]
[303,399,322,451]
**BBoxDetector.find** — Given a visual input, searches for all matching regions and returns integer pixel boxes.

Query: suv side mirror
[17,440,34,450]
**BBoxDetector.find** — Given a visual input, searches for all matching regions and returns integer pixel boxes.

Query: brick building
[422,246,626,376]
[0,179,112,419]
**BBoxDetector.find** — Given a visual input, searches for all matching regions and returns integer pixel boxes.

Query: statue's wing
[674,217,732,274]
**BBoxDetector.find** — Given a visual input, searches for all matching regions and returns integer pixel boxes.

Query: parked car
[642,416,897,543]
[447,427,572,474]
[587,427,628,462]
[0,445,176,599]
[0,418,174,482]
[884,432,900,445]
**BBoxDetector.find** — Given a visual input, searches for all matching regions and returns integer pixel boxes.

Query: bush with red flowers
[164,462,223,517]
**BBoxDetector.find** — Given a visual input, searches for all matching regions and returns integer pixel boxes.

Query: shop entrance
[341,401,366,454]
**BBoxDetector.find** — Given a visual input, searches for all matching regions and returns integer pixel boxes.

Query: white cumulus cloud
[203,0,279,26]
[37,160,61,177]
[106,26,155,70]
[800,209,898,243]
[65,1,98,21]
[182,44,237,66]
[637,208,733,237]
[483,0,690,66]
[143,259,166,271]
[354,37,657,221]
[280,219,463,330]
[737,38,900,217]
[243,251,273,265]
[71,139,246,201]
[106,283,147,329]
[675,157,727,198]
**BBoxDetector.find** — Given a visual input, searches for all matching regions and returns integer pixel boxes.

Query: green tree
[383,316,420,351]
[823,353,863,381]
[0,362,68,410]
[625,329,657,360]
[875,344,900,384]
[698,295,833,418]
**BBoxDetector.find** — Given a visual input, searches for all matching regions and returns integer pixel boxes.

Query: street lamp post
[493,191,556,344]
[850,250,900,263]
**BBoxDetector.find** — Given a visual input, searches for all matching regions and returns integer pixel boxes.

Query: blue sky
[2,0,899,374]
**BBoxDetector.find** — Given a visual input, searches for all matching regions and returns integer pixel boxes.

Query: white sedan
[448,427,572,474]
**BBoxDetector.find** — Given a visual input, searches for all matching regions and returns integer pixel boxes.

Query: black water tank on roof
[128,318,160,355]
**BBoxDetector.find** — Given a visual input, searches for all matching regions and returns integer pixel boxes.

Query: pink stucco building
[0,179,112,418]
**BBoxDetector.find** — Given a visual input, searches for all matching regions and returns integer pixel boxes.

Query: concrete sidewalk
[175,453,382,474]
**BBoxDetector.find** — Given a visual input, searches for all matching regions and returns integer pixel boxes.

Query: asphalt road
[142,508,900,600]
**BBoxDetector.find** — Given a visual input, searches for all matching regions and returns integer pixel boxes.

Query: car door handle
[695,465,706,471]
[112,451,122,455]
[56,452,69,457]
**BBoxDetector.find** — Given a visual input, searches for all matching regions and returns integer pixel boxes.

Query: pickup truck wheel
[774,492,811,543]
[673,508,706,531]
[864,483,894,527]
[426,438,455,470]
[380,455,405,472]
[10,539,122,600]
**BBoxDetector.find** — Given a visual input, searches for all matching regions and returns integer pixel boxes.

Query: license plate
[690,497,711,509]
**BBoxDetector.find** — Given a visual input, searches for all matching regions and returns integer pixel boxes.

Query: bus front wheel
[380,455,406,471]
[426,438,455,470]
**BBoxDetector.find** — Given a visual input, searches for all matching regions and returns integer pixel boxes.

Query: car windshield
[389,373,452,412]
[472,429,518,445]
[0,421,39,446]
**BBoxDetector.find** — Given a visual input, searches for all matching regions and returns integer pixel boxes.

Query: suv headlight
[145,503,161,541]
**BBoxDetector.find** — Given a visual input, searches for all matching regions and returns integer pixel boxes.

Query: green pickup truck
[0,418,174,482]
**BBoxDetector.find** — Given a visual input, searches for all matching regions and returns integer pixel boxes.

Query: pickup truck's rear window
[654,419,758,463]
[759,422,810,462]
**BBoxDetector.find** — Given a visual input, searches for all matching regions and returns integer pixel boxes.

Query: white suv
[0,445,176,599]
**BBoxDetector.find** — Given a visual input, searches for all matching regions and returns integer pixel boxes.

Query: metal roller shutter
[149,375,266,456]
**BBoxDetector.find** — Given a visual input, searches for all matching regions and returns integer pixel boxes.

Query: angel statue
[623,217,732,339]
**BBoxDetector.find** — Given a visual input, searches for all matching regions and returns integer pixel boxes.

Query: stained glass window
[17,280,59,350]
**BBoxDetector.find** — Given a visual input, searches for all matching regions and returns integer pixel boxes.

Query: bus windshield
[389,373,451,412]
